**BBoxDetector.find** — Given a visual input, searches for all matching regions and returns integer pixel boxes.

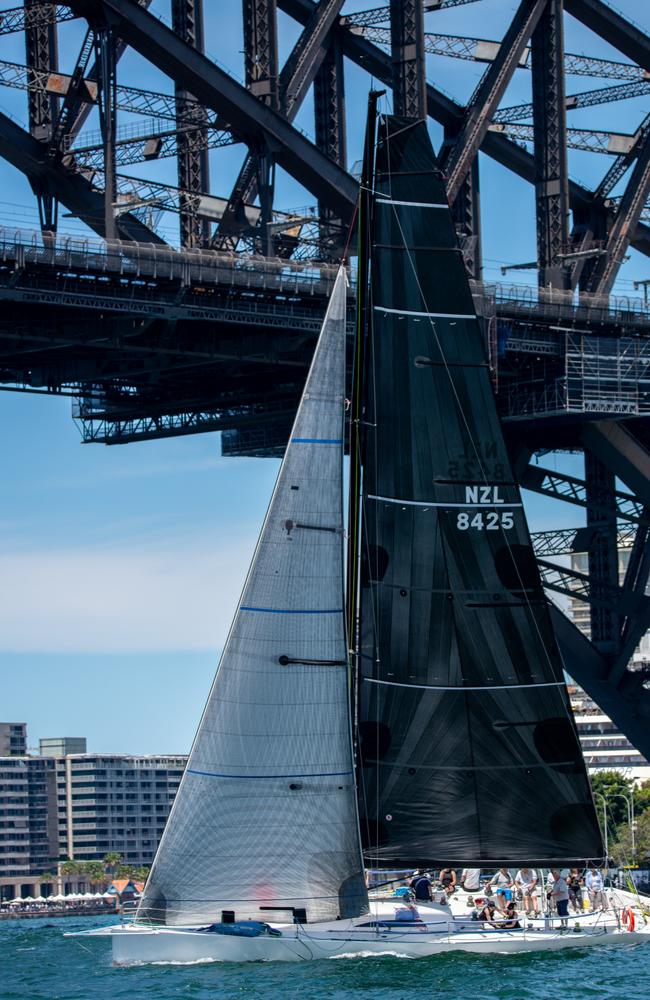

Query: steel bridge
[1,0,650,760]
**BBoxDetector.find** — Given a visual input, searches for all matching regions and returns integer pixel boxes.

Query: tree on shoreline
[610,812,650,866]
[590,772,650,864]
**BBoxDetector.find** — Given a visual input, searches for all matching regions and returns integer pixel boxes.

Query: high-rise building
[55,754,185,866]
[0,725,187,890]
[0,756,58,879]
[39,737,87,757]
[0,723,27,757]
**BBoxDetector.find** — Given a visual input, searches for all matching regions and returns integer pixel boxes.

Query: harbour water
[2,916,649,1000]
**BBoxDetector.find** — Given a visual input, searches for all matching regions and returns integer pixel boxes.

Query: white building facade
[56,753,185,865]
[0,726,187,890]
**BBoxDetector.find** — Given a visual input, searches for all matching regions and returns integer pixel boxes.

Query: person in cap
[410,870,433,902]
[549,869,570,929]
[476,899,499,929]
[498,900,521,929]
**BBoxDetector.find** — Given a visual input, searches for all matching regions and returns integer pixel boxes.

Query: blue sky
[1,0,648,753]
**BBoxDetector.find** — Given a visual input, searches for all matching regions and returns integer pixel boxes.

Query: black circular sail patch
[534,717,581,771]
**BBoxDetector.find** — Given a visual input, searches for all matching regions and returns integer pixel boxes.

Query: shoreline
[0,905,118,921]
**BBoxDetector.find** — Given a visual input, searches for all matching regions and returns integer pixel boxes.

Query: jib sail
[138,268,367,925]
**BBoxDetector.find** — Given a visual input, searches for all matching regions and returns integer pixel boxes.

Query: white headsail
[137,267,368,926]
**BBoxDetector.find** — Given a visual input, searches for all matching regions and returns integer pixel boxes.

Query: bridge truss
[1,0,650,759]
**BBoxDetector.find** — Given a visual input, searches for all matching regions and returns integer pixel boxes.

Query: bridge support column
[531,0,570,290]
[551,606,650,763]
[172,0,211,248]
[314,37,347,257]
[243,0,279,109]
[24,0,59,239]
[243,0,279,253]
[24,0,59,141]
[390,0,426,120]
[95,25,117,241]
[585,450,620,655]
[451,155,482,279]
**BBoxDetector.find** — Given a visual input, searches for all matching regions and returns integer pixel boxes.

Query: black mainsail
[355,115,604,868]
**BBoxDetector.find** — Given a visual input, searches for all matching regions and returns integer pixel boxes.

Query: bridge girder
[66,0,358,222]
[3,0,650,260]
[0,109,164,242]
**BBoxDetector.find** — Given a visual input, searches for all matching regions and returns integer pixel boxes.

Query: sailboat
[73,103,649,964]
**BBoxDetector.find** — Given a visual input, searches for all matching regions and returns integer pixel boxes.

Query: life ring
[622,907,636,932]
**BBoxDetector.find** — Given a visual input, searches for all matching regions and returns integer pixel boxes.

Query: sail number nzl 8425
[455,485,517,532]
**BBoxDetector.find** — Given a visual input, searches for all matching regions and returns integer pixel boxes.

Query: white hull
[71,892,650,965]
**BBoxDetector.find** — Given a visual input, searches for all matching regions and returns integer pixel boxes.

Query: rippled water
[2,915,649,1000]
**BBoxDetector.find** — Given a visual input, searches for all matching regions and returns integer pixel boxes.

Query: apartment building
[0,726,186,884]
[0,755,58,879]
[39,737,87,757]
[57,754,185,866]
[0,723,27,757]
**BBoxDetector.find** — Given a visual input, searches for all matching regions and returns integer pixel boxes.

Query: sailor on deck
[585,865,608,912]
[460,868,481,892]
[549,869,570,928]
[410,871,433,902]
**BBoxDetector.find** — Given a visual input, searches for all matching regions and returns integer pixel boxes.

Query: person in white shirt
[485,868,513,912]
[585,866,608,911]
[549,869,570,928]
[514,867,539,916]
[460,868,481,892]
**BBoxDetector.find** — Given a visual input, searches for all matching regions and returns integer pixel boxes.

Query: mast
[356,114,604,870]
[137,267,368,926]
[346,90,382,649]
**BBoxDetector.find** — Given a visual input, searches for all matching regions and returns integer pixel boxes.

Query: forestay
[356,116,604,868]
[138,267,368,926]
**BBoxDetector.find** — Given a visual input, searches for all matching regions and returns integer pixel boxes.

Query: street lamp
[606,792,636,862]
[594,792,609,861]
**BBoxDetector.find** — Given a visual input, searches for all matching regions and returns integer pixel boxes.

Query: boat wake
[329,950,415,960]
[149,957,222,966]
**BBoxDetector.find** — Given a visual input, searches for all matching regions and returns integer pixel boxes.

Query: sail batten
[356,115,604,869]
[377,202,447,209]
[137,267,368,926]
[364,679,565,692]
[368,495,523,508]
[374,307,475,319]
